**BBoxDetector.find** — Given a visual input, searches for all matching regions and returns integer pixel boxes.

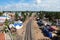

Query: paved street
[24,19,32,40]
[24,13,35,40]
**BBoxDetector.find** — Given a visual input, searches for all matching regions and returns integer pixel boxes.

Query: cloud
[0,0,60,11]
[36,0,41,4]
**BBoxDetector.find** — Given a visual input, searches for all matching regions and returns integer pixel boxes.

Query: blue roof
[14,23,23,27]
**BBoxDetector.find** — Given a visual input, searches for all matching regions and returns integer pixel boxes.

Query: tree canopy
[0,12,3,16]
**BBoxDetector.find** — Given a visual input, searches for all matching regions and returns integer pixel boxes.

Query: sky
[0,0,60,11]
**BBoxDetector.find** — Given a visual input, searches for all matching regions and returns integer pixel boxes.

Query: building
[9,20,23,29]
[3,12,15,22]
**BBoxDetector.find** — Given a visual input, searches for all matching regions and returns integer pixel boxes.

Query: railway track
[24,20,32,40]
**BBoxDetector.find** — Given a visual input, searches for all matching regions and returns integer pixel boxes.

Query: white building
[0,16,10,23]
[9,20,23,29]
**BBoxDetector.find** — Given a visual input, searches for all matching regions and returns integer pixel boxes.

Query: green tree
[29,12,32,17]
[55,13,60,19]
[0,12,3,16]
[37,11,44,19]
[15,12,19,21]
[5,19,9,27]
[21,12,26,22]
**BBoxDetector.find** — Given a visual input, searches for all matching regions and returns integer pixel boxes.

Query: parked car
[36,17,40,21]
[37,20,44,26]
[45,25,50,29]
[45,25,55,32]
[42,27,52,39]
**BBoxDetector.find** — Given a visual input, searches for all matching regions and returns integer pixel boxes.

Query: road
[24,13,35,40]
[24,19,32,40]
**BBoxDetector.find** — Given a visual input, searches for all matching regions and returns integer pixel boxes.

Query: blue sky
[0,0,60,11]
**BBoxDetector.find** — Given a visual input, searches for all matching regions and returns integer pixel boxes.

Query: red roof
[0,33,5,40]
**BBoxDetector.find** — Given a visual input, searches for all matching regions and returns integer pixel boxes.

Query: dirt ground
[32,19,51,40]
[16,15,51,40]
[16,17,32,40]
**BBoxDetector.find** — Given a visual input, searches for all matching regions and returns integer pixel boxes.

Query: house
[3,12,15,21]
